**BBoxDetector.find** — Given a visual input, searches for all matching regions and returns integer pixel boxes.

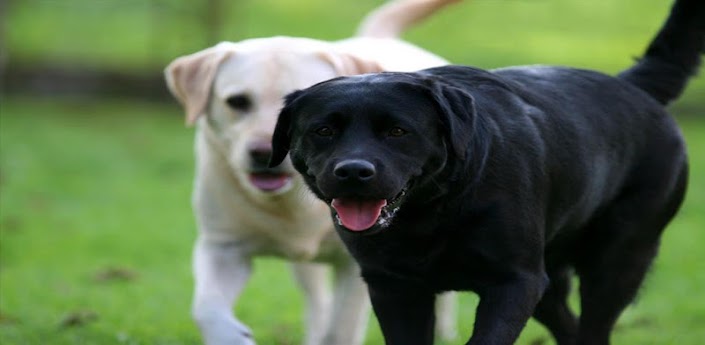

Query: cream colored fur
[165,1,461,344]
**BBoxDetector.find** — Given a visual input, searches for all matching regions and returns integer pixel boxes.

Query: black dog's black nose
[334,159,376,181]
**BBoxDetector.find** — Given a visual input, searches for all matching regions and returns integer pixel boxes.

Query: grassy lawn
[1,96,704,345]
[2,0,705,344]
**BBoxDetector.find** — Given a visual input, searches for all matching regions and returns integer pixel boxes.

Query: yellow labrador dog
[165,1,460,344]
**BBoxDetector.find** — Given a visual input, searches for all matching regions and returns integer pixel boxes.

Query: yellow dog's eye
[226,94,252,111]
[315,126,334,137]
[388,127,407,137]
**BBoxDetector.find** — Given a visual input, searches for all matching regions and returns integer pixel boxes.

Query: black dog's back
[413,61,687,251]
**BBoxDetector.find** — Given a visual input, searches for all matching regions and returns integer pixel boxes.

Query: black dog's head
[270,72,481,234]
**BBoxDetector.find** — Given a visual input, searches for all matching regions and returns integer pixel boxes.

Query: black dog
[270,0,704,344]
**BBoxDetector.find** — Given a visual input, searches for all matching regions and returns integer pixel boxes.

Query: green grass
[2,0,705,343]
[1,95,704,345]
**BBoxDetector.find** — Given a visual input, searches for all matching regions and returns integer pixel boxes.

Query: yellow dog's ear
[317,51,384,76]
[164,43,235,126]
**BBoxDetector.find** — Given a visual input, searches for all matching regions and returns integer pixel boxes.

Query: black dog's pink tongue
[331,198,387,231]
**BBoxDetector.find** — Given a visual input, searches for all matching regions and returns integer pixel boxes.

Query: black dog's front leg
[468,272,548,345]
[368,285,436,345]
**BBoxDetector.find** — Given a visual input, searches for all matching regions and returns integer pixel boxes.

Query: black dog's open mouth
[329,188,407,232]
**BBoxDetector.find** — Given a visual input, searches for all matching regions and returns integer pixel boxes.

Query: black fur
[270,1,703,344]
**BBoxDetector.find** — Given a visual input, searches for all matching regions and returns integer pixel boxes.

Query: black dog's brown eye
[226,94,252,111]
[388,127,407,137]
[315,126,334,137]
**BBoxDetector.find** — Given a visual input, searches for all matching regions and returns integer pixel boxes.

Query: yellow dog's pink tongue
[249,173,291,191]
[331,198,387,231]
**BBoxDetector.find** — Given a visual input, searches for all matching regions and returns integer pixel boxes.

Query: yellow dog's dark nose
[248,141,273,167]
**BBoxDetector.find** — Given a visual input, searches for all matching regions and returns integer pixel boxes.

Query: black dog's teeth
[377,188,407,227]
[388,188,407,206]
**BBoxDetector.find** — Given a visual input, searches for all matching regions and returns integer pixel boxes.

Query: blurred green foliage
[0,0,664,65]
[0,0,697,68]
[4,0,703,106]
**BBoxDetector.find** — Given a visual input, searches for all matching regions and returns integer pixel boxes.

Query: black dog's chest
[344,225,493,292]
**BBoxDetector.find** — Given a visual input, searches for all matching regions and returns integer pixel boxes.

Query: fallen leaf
[93,266,139,283]
[59,310,99,328]
[0,312,20,324]
[528,336,548,345]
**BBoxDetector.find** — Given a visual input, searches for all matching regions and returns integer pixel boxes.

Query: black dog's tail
[618,0,705,105]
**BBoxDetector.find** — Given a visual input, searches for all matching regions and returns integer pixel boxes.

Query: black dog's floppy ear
[428,81,477,161]
[269,90,304,168]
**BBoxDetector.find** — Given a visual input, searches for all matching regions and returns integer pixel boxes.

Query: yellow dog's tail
[356,0,461,38]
